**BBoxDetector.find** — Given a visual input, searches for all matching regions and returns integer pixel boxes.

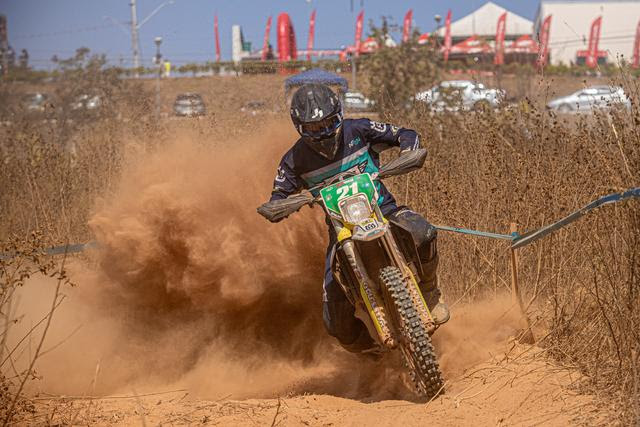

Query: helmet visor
[298,113,342,140]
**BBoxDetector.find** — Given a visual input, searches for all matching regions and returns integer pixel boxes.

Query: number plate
[352,218,388,241]
[319,173,377,216]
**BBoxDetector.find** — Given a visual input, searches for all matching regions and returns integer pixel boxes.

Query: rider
[261,83,449,353]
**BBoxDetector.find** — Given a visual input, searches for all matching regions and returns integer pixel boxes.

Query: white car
[71,94,102,111]
[415,80,505,112]
[547,86,631,113]
[344,91,375,112]
[173,93,206,117]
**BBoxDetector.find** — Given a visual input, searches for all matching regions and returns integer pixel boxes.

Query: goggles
[298,113,342,140]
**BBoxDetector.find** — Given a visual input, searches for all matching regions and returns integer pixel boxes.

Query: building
[535,1,640,66]
[437,2,534,44]
[231,25,253,63]
[433,2,537,63]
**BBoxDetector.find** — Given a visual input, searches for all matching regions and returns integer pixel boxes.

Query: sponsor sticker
[370,121,387,132]
[348,136,362,148]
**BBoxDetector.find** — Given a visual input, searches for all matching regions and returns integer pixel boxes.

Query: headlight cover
[338,194,372,224]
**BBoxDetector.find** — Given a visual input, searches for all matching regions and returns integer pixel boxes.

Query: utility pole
[0,15,8,76]
[130,0,141,76]
[351,56,357,91]
[128,0,173,78]
[154,36,162,120]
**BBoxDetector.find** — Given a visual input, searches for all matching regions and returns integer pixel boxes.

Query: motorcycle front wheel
[380,266,444,398]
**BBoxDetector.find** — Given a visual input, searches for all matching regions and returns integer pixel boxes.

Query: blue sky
[1,1,538,69]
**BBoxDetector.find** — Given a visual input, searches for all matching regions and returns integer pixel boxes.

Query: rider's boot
[419,251,450,326]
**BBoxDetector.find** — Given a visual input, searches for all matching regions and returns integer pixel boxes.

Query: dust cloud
[8,119,526,401]
[85,119,334,397]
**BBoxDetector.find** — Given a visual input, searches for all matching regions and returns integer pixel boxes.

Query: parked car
[343,91,375,112]
[21,92,50,113]
[173,93,206,117]
[71,93,102,112]
[415,80,505,112]
[547,86,631,113]
[240,100,268,115]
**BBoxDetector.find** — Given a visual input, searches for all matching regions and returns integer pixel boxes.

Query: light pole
[434,14,442,48]
[154,36,162,120]
[128,0,174,77]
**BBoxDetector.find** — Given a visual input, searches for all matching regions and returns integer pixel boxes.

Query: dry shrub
[1,53,639,422]
[380,77,639,422]
[362,22,439,113]
[0,49,156,243]
[0,233,73,424]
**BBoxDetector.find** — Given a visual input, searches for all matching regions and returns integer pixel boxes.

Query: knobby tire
[380,266,444,398]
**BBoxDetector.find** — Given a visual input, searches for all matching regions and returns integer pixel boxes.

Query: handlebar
[257,148,427,223]
[257,192,315,223]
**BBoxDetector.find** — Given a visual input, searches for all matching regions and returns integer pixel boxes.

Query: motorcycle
[258,148,444,397]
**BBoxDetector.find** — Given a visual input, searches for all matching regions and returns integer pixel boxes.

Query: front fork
[372,204,436,334]
[340,240,396,348]
[334,207,436,349]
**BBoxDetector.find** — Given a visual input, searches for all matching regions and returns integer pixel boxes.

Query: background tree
[362,18,440,116]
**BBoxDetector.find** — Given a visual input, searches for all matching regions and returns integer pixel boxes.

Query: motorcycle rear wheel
[380,266,444,398]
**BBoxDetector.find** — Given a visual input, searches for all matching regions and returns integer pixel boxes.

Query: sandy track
[25,345,609,426]
[4,119,616,426]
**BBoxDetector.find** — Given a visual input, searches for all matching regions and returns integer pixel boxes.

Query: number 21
[337,182,358,200]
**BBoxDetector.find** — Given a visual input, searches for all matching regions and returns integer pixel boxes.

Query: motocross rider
[262,83,449,353]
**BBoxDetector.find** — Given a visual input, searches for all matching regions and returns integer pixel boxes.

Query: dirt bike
[258,148,444,397]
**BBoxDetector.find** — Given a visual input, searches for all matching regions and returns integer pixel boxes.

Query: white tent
[535,1,640,66]
[437,1,533,39]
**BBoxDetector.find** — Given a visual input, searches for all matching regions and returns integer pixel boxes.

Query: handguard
[257,192,315,223]
[378,148,427,179]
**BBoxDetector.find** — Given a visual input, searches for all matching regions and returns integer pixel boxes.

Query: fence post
[510,223,535,344]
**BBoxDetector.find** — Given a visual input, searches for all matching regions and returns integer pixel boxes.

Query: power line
[548,33,637,47]
[13,24,119,40]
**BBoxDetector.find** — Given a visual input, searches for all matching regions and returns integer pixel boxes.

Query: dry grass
[381,75,639,422]
[1,64,639,423]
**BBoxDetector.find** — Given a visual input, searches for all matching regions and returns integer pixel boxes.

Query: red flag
[633,19,640,68]
[214,14,221,62]
[494,12,507,65]
[586,16,602,68]
[402,9,413,43]
[444,9,452,62]
[262,16,272,61]
[536,15,552,68]
[307,9,316,61]
[355,10,364,56]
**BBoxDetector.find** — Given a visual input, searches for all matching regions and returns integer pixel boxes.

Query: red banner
[307,9,316,61]
[451,35,492,55]
[444,9,452,62]
[402,9,413,43]
[536,15,552,68]
[586,16,602,68]
[214,14,221,62]
[277,13,296,62]
[494,12,507,65]
[633,19,640,68]
[261,16,272,61]
[355,10,364,56]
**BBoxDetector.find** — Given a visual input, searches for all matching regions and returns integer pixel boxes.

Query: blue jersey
[270,118,421,213]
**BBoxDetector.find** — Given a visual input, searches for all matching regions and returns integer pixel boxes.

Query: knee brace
[388,208,440,300]
[418,235,440,307]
